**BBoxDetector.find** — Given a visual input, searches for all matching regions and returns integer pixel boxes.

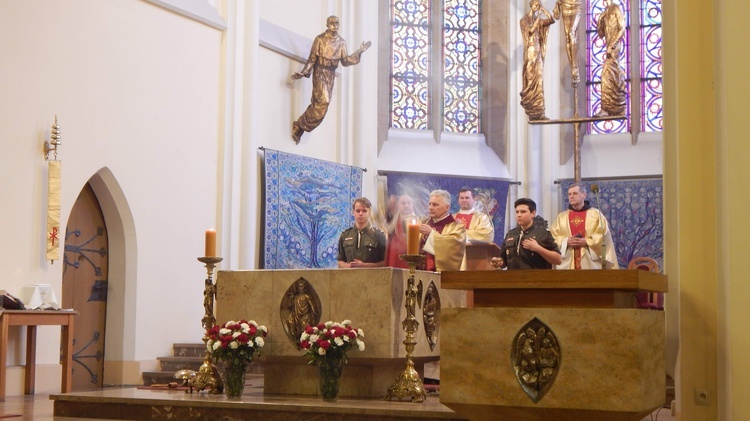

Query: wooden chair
[628,257,663,310]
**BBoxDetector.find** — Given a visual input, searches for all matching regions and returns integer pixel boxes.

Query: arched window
[586,0,662,134]
[390,0,482,134]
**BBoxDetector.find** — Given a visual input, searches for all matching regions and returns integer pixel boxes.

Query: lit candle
[407,219,420,255]
[205,229,216,257]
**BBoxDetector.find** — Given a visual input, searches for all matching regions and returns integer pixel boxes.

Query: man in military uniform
[337,197,386,268]
[493,198,561,270]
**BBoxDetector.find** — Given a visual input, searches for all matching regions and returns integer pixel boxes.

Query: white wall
[0,0,222,391]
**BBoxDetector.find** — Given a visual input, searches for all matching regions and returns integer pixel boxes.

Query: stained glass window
[443,0,481,133]
[391,0,431,130]
[640,0,662,132]
[391,0,481,133]
[586,0,662,134]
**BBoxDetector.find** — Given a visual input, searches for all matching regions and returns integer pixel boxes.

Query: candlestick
[205,229,216,257]
[190,256,224,394]
[406,219,420,255]
[386,253,427,403]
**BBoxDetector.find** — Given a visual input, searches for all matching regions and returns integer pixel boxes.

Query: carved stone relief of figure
[511,317,561,403]
[280,277,322,349]
[422,281,441,351]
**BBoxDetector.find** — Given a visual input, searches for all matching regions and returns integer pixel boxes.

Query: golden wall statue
[291,16,371,144]
[520,0,556,120]
[596,0,627,116]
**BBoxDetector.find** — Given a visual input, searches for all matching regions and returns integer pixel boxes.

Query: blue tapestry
[559,178,663,269]
[262,149,363,269]
[383,172,511,242]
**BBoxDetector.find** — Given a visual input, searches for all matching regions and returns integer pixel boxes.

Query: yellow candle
[407,219,420,255]
[205,229,216,257]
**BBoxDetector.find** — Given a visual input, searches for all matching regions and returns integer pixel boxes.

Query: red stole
[454,213,473,229]
[568,210,587,270]
[422,215,456,271]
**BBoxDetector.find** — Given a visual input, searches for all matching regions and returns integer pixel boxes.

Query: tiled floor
[0,392,675,421]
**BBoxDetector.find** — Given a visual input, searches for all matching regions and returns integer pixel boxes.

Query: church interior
[0,0,747,420]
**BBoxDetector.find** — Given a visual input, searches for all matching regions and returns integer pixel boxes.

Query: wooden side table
[0,309,77,401]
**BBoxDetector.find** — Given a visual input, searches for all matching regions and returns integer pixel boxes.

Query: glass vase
[318,355,344,402]
[223,359,248,399]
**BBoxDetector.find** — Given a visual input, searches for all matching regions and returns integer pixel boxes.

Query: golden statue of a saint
[291,16,371,144]
[596,0,627,116]
[520,0,556,120]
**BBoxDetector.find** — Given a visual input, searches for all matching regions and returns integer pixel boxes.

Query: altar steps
[52,387,465,420]
[141,343,264,386]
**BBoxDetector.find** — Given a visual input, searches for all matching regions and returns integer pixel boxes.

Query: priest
[419,190,466,272]
[549,184,619,269]
[453,188,494,243]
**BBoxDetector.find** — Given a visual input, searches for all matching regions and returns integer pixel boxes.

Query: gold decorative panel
[511,317,561,403]
[280,277,321,349]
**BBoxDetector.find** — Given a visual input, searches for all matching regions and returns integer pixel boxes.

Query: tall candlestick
[407,219,420,255]
[205,229,216,257]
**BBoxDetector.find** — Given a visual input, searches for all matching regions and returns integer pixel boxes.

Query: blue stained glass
[391,0,431,129]
[443,0,481,133]
[586,0,662,134]
[391,0,481,134]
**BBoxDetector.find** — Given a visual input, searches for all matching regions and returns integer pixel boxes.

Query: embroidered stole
[568,210,587,270]
[454,213,473,229]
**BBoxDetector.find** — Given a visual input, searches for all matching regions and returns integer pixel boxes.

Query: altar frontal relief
[262,149,363,269]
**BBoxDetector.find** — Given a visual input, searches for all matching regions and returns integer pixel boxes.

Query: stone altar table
[216,268,467,398]
[439,270,667,421]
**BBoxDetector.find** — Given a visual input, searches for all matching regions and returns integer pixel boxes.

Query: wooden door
[62,183,108,391]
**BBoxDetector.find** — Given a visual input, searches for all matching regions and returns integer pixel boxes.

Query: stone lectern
[439,269,667,421]
[215,268,467,398]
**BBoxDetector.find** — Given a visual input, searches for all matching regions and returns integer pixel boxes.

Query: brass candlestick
[386,254,427,403]
[189,256,224,394]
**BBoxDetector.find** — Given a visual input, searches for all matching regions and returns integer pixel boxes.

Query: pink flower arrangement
[205,319,268,364]
[300,320,365,363]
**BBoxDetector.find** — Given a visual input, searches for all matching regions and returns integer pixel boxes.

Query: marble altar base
[263,356,436,398]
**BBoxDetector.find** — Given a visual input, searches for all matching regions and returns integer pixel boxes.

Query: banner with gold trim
[46,160,61,261]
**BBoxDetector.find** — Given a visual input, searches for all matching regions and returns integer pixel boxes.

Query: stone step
[157,356,204,372]
[172,343,206,358]
[142,371,182,386]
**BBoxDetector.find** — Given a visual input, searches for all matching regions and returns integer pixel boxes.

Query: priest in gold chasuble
[453,188,494,243]
[550,184,619,269]
[420,190,466,272]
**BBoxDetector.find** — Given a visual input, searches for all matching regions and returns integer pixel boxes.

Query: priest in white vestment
[549,184,619,269]
[453,188,494,270]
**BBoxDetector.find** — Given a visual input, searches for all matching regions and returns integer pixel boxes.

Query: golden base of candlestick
[188,256,224,394]
[190,354,223,394]
[385,254,427,403]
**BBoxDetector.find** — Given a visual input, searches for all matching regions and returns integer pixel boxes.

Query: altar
[215,268,467,398]
[438,269,668,421]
